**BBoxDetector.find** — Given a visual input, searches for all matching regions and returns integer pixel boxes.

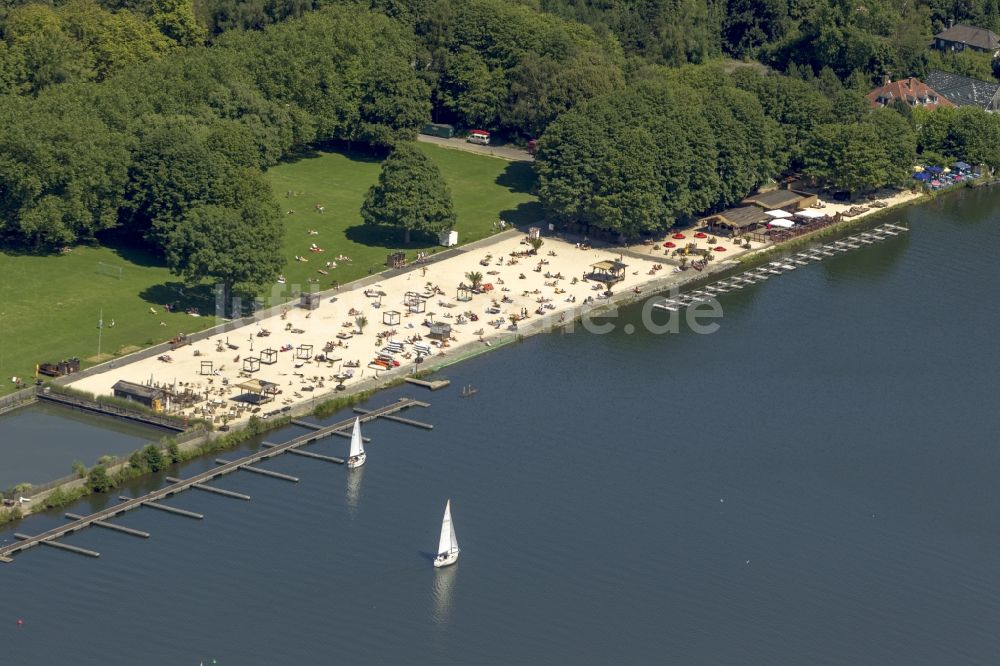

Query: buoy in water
[16,619,24,626]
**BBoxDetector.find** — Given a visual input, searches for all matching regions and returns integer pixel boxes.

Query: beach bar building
[741,189,814,211]
[112,380,169,412]
[587,260,628,285]
[234,379,279,405]
[699,206,769,237]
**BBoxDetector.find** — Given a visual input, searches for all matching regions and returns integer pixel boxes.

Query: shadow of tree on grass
[495,161,537,193]
[139,281,216,313]
[343,223,439,251]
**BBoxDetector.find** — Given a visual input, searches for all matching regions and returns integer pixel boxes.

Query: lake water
[0,403,172,489]
[3,188,1000,664]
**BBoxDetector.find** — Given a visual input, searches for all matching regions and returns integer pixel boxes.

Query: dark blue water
[0,403,171,488]
[3,188,1000,664]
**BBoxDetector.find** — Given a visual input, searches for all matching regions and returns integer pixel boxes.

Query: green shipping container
[421,123,455,139]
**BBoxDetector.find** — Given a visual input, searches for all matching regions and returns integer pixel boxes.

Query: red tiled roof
[865,78,956,110]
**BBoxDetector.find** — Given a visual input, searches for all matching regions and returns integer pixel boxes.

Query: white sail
[438,499,456,555]
[349,418,364,458]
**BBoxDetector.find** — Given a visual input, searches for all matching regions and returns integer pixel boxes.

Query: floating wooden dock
[65,513,150,538]
[0,397,429,563]
[263,442,344,464]
[292,419,371,442]
[653,223,908,315]
[353,405,434,430]
[405,377,451,391]
[164,477,250,501]
[15,533,99,558]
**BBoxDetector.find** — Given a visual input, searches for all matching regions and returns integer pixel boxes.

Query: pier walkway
[654,223,908,313]
[0,397,428,563]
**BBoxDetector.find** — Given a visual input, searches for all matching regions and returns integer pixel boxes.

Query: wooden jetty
[292,419,371,443]
[405,377,451,391]
[0,398,429,563]
[653,223,907,315]
[353,405,434,430]
[15,534,99,558]
[65,512,150,538]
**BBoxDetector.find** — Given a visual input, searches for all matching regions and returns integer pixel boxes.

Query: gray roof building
[924,70,1000,110]
[934,24,1000,55]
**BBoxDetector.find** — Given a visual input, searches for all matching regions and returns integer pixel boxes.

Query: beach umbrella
[672,233,686,239]
[714,246,726,252]
[694,232,707,238]
[664,241,676,248]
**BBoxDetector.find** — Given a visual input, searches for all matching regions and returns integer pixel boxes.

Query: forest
[1,0,1000,298]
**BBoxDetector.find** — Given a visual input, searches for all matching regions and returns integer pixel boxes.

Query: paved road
[416,134,534,162]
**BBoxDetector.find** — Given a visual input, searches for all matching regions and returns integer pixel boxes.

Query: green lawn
[0,144,539,395]
[269,143,539,290]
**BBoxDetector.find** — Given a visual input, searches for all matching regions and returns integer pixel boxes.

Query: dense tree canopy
[536,67,789,237]
[0,0,997,264]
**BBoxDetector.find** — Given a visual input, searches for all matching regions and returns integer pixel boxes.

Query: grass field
[0,144,539,395]
[270,143,539,289]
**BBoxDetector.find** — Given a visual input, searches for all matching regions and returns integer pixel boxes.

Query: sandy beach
[67,187,921,425]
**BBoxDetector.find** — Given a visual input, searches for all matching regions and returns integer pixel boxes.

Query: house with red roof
[865,77,955,111]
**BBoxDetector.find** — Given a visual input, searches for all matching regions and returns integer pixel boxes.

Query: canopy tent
[913,172,931,181]
[795,209,827,220]
[952,161,972,171]
[767,219,795,229]
[925,165,944,174]
[765,209,793,219]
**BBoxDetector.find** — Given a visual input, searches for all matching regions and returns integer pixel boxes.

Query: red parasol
[695,232,707,238]
[713,246,726,252]
[664,241,676,248]
[672,233,686,239]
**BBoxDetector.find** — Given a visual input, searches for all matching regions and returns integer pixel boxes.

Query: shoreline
[0,186,931,525]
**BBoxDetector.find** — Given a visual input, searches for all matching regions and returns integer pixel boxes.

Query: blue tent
[925,165,944,174]
[913,172,931,181]
[952,161,972,172]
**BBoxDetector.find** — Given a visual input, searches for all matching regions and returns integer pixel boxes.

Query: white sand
[68,189,918,424]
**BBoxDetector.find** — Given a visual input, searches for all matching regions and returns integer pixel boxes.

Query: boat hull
[347,453,366,469]
[434,550,459,568]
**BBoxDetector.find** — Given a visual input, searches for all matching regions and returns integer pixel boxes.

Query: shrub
[142,444,165,472]
[87,465,112,493]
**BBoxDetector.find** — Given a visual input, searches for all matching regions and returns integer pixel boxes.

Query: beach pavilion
[699,206,770,237]
[586,260,628,285]
[234,378,280,405]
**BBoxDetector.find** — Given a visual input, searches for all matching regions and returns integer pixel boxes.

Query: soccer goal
[95,262,123,280]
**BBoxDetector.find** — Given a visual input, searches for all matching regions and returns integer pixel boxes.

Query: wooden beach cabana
[586,260,627,285]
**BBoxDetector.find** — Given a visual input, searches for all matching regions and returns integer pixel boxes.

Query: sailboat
[434,499,460,568]
[346,417,366,469]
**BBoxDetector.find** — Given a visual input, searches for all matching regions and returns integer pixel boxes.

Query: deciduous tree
[361,143,456,244]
